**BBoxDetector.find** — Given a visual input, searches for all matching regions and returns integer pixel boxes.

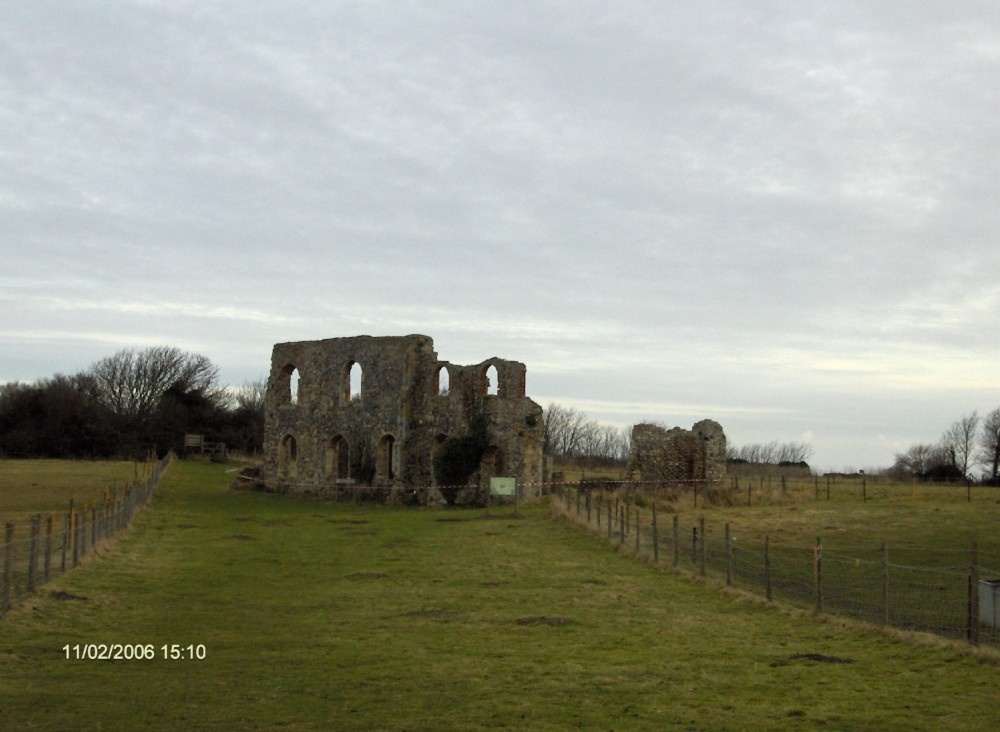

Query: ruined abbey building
[626,420,727,484]
[261,335,545,504]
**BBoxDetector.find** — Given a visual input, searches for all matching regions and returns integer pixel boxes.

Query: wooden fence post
[634,510,640,553]
[607,501,612,539]
[672,515,679,567]
[764,536,772,601]
[61,511,69,573]
[725,523,732,586]
[881,542,889,625]
[44,514,54,582]
[814,537,823,614]
[619,507,625,544]
[72,508,80,568]
[27,515,40,593]
[652,504,659,563]
[699,517,707,576]
[2,522,14,613]
[969,541,980,645]
[596,495,602,530]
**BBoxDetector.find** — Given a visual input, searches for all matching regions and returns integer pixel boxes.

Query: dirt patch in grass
[347,572,388,580]
[515,616,574,626]
[50,590,87,601]
[399,609,461,620]
[770,653,854,667]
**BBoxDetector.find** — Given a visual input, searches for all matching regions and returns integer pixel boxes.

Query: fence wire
[552,484,1000,648]
[1,454,172,618]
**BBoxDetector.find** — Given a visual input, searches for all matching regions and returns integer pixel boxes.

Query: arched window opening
[436,366,450,396]
[343,361,363,404]
[376,434,397,482]
[324,435,350,482]
[279,434,298,479]
[485,365,499,396]
[279,364,300,405]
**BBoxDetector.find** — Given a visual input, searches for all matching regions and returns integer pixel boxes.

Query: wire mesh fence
[551,483,1000,648]
[0,453,172,618]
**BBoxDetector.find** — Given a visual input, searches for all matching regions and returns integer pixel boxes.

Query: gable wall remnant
[626,420,727,483]
[261,334,544,502]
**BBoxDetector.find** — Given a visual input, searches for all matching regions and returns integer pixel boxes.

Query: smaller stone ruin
[626,420,727,484]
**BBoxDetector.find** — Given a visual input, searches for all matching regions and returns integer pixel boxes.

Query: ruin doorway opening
[376,434,397,482]
[279,434,298,478]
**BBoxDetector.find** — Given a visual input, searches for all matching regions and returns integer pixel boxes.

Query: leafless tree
[727,440,813,464]
[940,411,980,480]
[979,407,1000,484]
[89,346,223,430]
[892,443,937,477]
[234,377,267,413]
[543,403,629,463]
[544,403,592,457]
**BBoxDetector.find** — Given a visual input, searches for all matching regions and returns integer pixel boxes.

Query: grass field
[2,460,999,729]
[0,459,151,528]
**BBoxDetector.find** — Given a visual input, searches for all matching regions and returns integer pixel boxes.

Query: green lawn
[1,460,999,730]
[0,459,149,528]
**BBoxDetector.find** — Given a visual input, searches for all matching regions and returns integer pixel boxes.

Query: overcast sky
[3,1,998,471]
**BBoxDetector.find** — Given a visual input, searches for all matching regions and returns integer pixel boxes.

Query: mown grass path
[1,460,998,730]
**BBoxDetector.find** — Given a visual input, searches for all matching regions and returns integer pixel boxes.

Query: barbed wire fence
[0,453,173,618]
[550,482,1000,648]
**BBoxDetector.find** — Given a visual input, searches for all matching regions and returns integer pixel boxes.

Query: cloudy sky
[3,1,998,471]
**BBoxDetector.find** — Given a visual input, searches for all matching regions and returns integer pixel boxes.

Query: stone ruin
[261,334,545,504]
[626,420,727,484]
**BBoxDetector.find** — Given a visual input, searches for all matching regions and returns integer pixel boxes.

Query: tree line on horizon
[887,409,1000,485]
[543,402,813,469]
[0,346,266,459]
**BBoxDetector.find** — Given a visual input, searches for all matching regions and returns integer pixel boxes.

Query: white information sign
[490,477,516,497]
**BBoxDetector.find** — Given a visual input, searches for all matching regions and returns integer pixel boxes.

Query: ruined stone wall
[261,334,544,502]
[626,420,727,483]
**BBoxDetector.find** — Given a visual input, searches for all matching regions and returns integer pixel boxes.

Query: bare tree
[940,411,980,480]
[543,403,629,463]
[979,407,1000,484]
[728,440,813,465]
[234,377,267,414]
[892,443,937,477]
[544,403,592,458]
[89,346,224,455]
[90,346,222,426]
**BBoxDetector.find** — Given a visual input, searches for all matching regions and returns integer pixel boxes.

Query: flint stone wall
[627,420,727,483]
[261,334,545,502]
